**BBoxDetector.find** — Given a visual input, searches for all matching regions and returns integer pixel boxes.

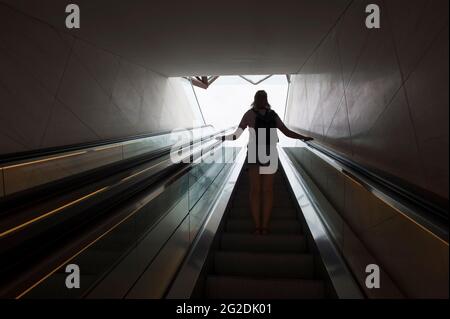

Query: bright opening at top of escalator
[184,75,290,132]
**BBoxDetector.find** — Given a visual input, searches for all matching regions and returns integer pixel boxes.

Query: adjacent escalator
[0,127,238,298]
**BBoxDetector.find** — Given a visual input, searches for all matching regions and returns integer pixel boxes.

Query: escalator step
[226,219,302,234]
[228,207,297,219]
[232,190,290,198]
[220,233,307,253]
[232,193,293,208]
[206,276,325,299]
[235,178,288,188]
[214,251,314,278]
[232,203,295,210]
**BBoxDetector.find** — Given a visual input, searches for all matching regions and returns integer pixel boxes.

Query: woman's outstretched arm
[217,111,249,141]
[275,115,313,141]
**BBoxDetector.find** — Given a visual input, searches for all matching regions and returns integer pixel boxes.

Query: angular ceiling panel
[1,0,351,76]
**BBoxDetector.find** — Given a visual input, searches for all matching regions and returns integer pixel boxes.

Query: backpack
[253,108,278,146]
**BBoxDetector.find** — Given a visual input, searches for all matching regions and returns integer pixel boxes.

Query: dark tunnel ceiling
[1,0,351,77]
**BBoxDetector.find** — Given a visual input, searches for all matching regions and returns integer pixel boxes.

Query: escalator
[204,168,326,299]
[0,129,447,299]
[0,126,239,298]
[167,144,448,299]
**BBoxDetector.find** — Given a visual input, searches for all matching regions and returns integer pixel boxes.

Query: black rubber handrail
[0,126,234,210]
[0,125,213,165]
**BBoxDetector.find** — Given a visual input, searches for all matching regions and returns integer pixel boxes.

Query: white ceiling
[1,0,351,76]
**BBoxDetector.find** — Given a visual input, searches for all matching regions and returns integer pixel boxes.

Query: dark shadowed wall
[0,4,204,156]
[285,0,449,200]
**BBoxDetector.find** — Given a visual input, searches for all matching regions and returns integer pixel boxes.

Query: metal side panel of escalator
[166,143,448,299]
[167,148,362,299]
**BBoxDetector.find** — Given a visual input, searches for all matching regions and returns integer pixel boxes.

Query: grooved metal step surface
[226,219,302,234]
[228,207,297,219]
[214,251,314,278]
[220,233,307,253]
[206,276,325,299]
[232,201,294,209]
[205,170,325,299]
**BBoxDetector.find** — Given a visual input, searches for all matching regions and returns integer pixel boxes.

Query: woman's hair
[251,90,271,110]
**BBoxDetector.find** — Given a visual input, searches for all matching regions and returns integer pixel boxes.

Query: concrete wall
[0,3,203,156]
[285,0,449,200]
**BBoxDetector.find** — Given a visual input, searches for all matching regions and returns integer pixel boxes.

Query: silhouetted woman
[218,90,313,235]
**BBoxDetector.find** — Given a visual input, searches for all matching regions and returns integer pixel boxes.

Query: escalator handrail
[0,127,235,235]
[302,140,449,242]
[0,126,234,205]
[0,125,214,165]
[166,148,247,299]
[2,132,234,298]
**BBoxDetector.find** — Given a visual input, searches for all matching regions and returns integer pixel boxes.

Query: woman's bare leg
[261,172,275,233]
[248,166,261,232]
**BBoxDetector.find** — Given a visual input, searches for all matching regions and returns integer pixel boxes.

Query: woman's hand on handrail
[216,127,245,142]
[300,136,314,142]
